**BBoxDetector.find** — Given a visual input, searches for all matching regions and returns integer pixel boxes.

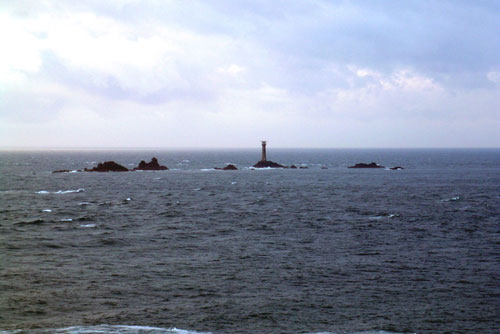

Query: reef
[133,157,168,171]
[215,164,238,170]
[52,169,73,173]
[348,162,385,169]
[84,161,129,172]
[253,160,286,168]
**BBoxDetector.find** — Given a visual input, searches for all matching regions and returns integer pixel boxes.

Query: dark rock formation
[321,166,328,169]
[215,164,238,170]
[84,161,129,172]
[348,162,385,169]
[290,165,298,169]
[390,166,405,170]
[253,160,286,168]
[52,169,72,173]
[222,164,238,170]
[133,157,168,171]
[299,166,309,169]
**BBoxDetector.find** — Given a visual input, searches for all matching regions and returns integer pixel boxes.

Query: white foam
[59,218,73,222]
[126,197,132,201]
[51,325,212,334]
[306,332,413,334]
[42,209,52,212]
[80,224,96,228]
[37,190,50,194]
[231,182,237,184]
[201,168,215,172]
[51,188,85,194]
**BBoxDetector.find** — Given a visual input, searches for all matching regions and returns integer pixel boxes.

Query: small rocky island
[84,161,129,172]
[215,164,238,170]
[348,162,405,170]
[133,157,168,170]
[252,141,286,168]
[53,157,169,173]
[348,162,385,169]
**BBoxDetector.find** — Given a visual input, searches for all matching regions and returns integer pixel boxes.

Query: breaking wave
[0,326,412,334]
[37,189,85,194]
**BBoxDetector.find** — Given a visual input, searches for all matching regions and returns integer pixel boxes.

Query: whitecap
[441,196,461,202]
[37,190,50,194]
[42,209,52,213]
[48,325,212,334]
[126,197,132,201]
[59,218,73,222]
[194,188,201,191]
[231,182,237,185]
[55,188,85,194]
[80,224,96,228]
[201,168,215,172]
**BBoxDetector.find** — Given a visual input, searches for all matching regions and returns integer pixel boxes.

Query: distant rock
[390,166,405,170]
[290,165,298,169]
[299,166,309,169]
[133,157,168,171]
[84,161,129,172]
[221,164,238,170]
[52,169,72,173]
[348,162,385,169]
[253,160,286,168]
[321,166,328,169]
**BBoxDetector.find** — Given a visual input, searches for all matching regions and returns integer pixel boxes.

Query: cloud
[0,0,499,147]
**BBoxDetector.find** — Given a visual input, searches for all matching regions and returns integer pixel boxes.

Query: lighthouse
[253,141,285,168]
[261,141,267,162]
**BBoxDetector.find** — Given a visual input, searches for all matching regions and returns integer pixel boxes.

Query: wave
[0,326,412,334]
[37,188,85,194]
[441,196,460,202]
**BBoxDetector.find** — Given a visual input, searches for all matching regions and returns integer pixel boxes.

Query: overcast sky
[1,0,499,148]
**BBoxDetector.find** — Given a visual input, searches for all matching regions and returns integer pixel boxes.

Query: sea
[1,149,499,334]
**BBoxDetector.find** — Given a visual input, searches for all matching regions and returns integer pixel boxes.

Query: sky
[1,0,499,148]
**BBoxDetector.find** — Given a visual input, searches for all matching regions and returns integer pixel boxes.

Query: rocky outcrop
[133,157,168,171]
[216,164,238,170]
[253,160,286,168]
[84,161,129,172]
[348,162,385,169]
[52,169,72,173]
[390,166,404,170]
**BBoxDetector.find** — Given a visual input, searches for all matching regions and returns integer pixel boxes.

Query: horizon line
[0,146,499,151]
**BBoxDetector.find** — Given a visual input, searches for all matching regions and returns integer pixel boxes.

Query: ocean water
[0,149,499,334]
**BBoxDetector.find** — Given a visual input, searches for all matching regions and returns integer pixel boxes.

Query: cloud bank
[1,0,499,148]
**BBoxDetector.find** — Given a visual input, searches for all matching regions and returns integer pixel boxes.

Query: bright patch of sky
[1,0,499,148]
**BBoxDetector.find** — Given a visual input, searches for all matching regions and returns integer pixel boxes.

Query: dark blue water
[1,149,499,334]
